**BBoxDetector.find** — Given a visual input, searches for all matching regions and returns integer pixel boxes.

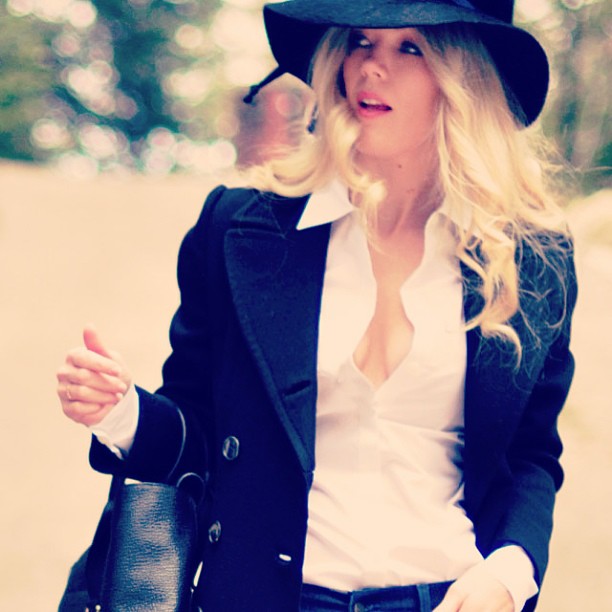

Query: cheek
[422,71,442,115]
[409,79,441,120]
[424,89,441,119]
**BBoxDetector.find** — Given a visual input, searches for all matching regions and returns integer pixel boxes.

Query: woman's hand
[57,326,132,427]
[433,564,514,612]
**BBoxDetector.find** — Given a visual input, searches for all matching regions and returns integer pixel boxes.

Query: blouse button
[222,436,240,461]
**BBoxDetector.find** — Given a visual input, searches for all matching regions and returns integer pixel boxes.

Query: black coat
[91,186,577,611]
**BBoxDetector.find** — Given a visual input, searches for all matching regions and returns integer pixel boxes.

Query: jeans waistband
[300,580,453,612]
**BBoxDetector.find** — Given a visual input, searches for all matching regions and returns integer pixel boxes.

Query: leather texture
[59,478,201,611]
[102,482,200,610]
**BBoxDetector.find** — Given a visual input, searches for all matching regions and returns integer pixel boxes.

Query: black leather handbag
[59,471,204,611]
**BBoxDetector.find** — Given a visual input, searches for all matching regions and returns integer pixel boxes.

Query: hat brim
[263,1,549,126]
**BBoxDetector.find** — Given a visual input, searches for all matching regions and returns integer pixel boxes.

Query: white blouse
[299,180,483,588]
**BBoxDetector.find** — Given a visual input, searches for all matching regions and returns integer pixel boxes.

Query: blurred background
[0,0,610,609]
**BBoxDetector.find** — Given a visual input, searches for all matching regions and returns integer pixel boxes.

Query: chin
[355,141,401,161]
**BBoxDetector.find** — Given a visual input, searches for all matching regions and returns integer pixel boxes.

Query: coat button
[208,520,222,543]
[222,436,240,461]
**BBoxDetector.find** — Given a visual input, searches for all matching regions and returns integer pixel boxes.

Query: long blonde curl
[248,25,571,359]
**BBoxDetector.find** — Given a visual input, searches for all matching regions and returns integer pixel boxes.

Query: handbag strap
[85,475,123,605]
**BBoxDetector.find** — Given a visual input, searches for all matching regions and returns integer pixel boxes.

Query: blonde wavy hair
[248,25,571,359]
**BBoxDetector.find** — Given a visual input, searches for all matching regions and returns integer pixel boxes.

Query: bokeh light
[0,0,608,186]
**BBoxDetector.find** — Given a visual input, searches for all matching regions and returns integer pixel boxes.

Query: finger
[83,325,113,359]
[433,571,513,612]
[432,590,463,612]
[454,585,514,612]
[66,347,121,377]
[432,602,459,612]
[58,365,127,394]
[63,400,115,427]
[62,382,124,405]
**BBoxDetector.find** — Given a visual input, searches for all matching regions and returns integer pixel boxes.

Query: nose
[360,49,387,79]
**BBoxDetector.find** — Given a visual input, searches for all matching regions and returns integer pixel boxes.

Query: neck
[355,151,442,235]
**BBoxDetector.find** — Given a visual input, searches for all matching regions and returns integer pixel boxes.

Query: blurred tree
[0,2,56,161]
[518,0,611,193]
[1,0,225,173]
[54,0,225,172]
[0,0,609,187]
[70,0,181,140]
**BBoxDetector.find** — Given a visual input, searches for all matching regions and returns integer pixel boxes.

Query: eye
[347,31,371,53]
[399,40,423,56]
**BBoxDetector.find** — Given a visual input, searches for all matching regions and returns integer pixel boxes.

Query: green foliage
[0,4,55,160]
[0,0,608,187]
[524,0,611,193]
[0,0,223,170]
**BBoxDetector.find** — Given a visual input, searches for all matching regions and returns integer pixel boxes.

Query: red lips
[355,91,392,118]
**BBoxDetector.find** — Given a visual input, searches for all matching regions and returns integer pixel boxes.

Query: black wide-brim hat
[261,0,549,126]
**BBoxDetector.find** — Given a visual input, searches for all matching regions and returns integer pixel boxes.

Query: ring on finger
[66,384,73,401]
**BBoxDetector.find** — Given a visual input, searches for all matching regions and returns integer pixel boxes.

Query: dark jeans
[300,581,453,612]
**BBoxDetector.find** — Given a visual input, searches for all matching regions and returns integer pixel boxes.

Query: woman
[57,1,577,611]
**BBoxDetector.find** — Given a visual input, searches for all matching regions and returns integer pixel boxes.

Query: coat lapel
[224,193,330,480]
[224,197,535,500]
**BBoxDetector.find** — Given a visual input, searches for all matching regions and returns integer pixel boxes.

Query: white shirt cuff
[484,545,539,611]
[89,383,139,459]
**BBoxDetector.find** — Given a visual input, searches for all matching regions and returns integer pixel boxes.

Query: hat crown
[471,0,513,23]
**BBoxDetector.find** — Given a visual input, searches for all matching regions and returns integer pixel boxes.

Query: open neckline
[349,334,418,394]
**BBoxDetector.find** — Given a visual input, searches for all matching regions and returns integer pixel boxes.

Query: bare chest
[353,234,425,388]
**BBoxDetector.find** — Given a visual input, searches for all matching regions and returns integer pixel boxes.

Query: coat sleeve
[488,244,578,589]
[89,185,230,483]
